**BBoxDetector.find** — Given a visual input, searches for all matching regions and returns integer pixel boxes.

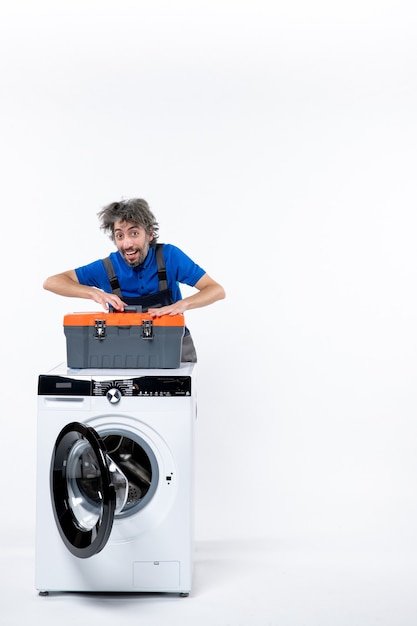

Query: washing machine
[35,361,197,596]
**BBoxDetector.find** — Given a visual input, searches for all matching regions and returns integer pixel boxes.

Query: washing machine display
[35,363,196,595]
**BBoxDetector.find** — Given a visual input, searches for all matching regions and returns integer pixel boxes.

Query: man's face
[113,220,153,267]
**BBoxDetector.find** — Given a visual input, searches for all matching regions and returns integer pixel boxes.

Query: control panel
[93,377,191,397]
[38,375,192,397]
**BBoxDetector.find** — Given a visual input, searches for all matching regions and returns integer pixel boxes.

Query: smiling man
[43,198,226,362]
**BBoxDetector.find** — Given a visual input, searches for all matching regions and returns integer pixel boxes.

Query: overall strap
[155,243,168,291]
[102,244,167,295]
[102,256,122,296]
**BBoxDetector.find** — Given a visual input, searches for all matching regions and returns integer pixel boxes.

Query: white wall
[1,0,417,549]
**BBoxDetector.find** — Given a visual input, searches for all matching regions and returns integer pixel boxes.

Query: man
[43,198,226,361]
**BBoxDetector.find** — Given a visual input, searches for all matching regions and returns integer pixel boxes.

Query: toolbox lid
[63,311,185,327]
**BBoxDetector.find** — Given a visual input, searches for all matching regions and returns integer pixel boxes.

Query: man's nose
[124,235,134,247]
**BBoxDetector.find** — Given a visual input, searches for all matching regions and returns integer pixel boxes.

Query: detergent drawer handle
[43,397,86,404]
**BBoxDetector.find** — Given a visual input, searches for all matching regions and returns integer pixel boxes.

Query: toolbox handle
[108,305,143,313]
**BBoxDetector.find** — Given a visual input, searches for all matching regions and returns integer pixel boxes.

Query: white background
[1,0,417,623]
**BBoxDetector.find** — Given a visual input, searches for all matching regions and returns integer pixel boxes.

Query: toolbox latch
[142,319,154,339]
[94,319,106,340]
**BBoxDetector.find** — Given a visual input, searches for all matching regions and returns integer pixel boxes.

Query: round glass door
[51,422,127,558]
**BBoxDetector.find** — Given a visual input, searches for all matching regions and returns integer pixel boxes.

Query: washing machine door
[50,422,127,559]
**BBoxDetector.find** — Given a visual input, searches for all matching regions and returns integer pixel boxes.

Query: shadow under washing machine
[35,362,196,596]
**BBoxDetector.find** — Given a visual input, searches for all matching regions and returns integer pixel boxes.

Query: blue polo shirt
[75,243,206,302]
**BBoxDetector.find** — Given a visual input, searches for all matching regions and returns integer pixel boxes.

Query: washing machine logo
[106,387,122,404]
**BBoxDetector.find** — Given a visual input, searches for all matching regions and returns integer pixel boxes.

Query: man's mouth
[124,249,140,263]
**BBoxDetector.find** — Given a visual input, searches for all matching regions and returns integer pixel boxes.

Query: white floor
[3,528,417,626]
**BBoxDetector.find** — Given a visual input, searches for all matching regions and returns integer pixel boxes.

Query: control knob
[106,387,122,404]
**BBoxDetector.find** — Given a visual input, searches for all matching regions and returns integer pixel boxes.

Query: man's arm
[43,270,127,311]
[148,273,225,317]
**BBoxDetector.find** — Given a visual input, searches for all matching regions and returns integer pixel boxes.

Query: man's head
[98,199,160,267]
[98,198,159,244]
